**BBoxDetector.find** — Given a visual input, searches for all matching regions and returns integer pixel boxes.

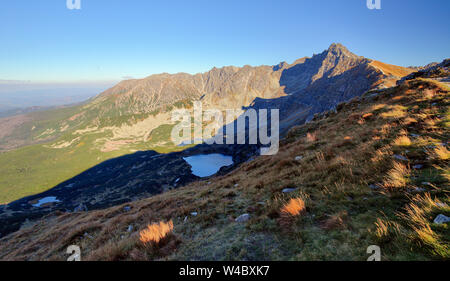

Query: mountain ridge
[0,43,415,205]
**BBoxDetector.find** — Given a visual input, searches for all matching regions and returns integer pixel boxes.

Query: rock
[393,155,408,161]
[123,206,131,212]
[127,225,133,232]
[282,188,297,193]
[295,156,303,161]
[234,184,239,187]
[433,214,450,224]
[191,212,198,216]
[74,203,88,212]
[413,164,423,169]
[235,214,250,223]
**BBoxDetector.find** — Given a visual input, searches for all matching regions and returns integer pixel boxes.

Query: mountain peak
[328,43,349,52]
[325,43,358,59]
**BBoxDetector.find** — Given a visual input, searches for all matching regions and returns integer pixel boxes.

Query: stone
[74,203,88,212]
[235,214,250,223]
[433,214,450,224]
[393,155,408,161]
[282,188,297,193]
[295,156,303,161]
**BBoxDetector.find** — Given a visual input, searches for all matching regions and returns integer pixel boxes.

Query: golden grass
[398,194,449,258]
[281,198,306,216]
[428,146,450,161]
[383,162,410,189]
[374,218,401,242]
[394,135,412,146]
[381,105,407,119]
[369,60,415,78]
[306,132,317,143]
[139,220,174,245]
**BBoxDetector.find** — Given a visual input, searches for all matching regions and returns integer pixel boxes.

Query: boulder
[235,214,250,223]
[433,214,450,224]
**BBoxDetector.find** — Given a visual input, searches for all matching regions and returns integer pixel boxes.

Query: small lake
[32,196,61,207]
[183,154,234,177]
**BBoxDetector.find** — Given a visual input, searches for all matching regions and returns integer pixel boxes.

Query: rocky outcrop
[398,59,450,84]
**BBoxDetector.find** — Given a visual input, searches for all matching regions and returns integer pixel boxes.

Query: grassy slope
[0,124,190,204]
[0,78,448,261]
[0,101,194,204]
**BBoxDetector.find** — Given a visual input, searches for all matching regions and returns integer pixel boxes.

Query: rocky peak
[325,43,357,59]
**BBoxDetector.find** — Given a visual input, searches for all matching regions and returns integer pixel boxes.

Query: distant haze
[0,81,117,109]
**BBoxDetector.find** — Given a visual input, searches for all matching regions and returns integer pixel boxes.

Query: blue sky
[0,0,449,83]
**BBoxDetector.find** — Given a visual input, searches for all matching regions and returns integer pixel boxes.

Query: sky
[0,0,449,83]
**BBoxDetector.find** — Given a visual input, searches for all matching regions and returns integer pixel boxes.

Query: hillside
[0,44,414,204]
[0,77,448,261]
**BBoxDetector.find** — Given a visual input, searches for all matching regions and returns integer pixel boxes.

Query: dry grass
[394,135,412,147]
[373,218,401,243]
[397,194,449,259]
[321,211,348,231]
[281,198,306,216]
[428,146,450,161]
[139,220,174,245]
[306,132,317,143]
[383,162,411,189]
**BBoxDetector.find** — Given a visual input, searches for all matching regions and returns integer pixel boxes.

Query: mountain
[0,44,414,205]
[0,75,447,260]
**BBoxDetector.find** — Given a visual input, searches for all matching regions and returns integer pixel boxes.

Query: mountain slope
[0,77,448,261]
[0,43,414,204]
